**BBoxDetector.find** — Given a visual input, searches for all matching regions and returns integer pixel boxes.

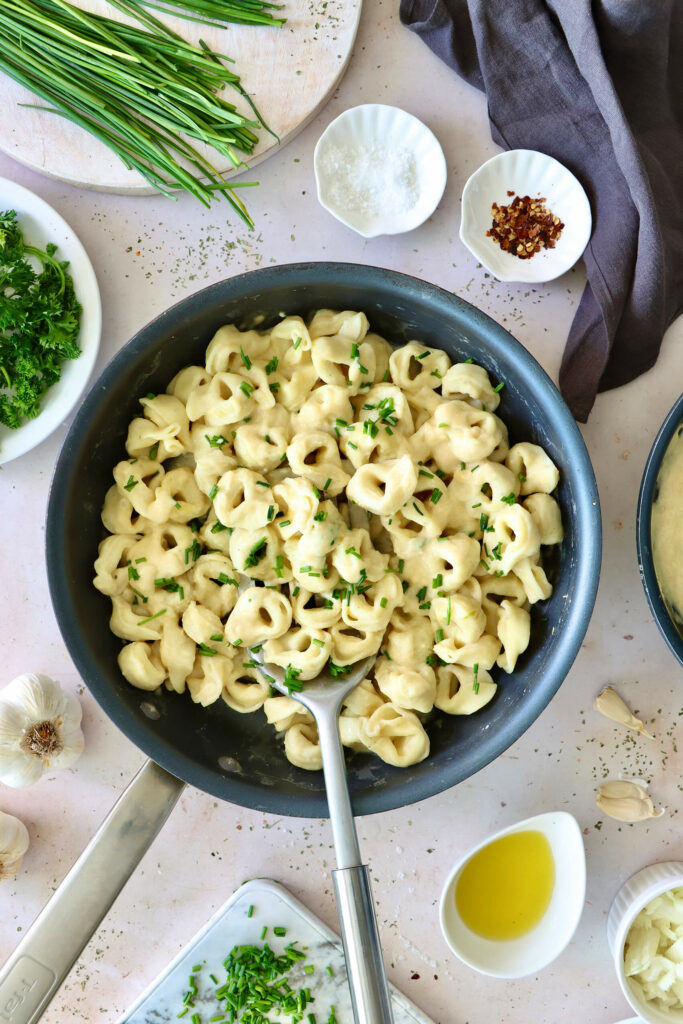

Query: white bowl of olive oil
[439,811,586,977]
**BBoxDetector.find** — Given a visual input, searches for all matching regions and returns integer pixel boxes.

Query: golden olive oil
[455,829,555,940]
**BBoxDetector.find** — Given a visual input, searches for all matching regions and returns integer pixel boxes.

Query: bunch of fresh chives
[0,0,279,216]
[129,0,285,28]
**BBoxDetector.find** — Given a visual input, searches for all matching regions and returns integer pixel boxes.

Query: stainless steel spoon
[249,646,394,1024]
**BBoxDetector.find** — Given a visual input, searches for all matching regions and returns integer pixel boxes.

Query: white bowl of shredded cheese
[608,861,683,1023]
[313,104,447,237]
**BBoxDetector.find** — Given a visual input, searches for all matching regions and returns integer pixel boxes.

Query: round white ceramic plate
[0,177,101,466]
[314,104,447,237]
[460,149,592,283]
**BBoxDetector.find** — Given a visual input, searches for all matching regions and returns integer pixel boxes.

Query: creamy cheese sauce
[651,421,683,630]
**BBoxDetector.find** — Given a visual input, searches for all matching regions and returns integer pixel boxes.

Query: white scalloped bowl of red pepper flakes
[459,149,592,283]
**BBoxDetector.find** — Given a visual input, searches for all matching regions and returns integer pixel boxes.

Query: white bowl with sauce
[637,394,683,669]
[459,149,592,283]
[439,811,586,978]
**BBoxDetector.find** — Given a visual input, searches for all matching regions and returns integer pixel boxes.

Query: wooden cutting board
[0,0,361,192]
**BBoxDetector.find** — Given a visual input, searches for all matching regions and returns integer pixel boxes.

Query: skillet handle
[0,758,184,1024]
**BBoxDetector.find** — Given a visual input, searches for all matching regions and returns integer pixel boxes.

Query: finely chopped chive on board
[177,937,339,1023]
[0,0,282,216]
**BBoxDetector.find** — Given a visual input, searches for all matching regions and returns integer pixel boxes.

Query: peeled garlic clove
[0,809,30,881]
[596,780,664,822]
[594,686,653,738]
[0,673,85,788]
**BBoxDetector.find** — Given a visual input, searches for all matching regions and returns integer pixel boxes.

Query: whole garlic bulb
[0,674,85,788]
[0,809,30,880]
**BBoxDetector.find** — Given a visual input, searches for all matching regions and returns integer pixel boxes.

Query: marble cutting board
[117,877,437,1024]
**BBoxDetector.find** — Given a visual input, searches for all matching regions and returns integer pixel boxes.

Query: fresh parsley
[0,210,82,429]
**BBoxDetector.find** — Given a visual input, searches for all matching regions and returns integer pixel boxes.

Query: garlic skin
[596,780,664,822]
[0,674,85,788]
[594,686,653,738]
[0,809,30,881]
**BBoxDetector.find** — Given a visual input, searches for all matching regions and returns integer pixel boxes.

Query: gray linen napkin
[400,0,683,421]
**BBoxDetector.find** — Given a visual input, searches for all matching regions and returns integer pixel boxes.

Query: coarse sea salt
[319,140,420,221]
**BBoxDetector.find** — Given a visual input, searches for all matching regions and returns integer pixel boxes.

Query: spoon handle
[333,866,395,1024]
[316,711,394,1024]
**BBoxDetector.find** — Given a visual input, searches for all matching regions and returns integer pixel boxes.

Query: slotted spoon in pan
[249,645,394,1024]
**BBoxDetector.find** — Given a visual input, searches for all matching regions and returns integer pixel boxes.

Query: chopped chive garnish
[284,664,302,693]
[436,628,444,642]
[430,488,443,504]
[240,346,252,370]
[432,573,443,588]
[244,538,267,569]
[501,492,517,505]
[446,597,452,626]
[273,926,286,936]
[493,381,505,393]
[184,538,202,564]
[123,475,137,491]
[293,336,302,350]
[265,355,278,374]
[198,643,217,656]
[206,434,229,448]
[209,484,218,501]
[380,597,388,608]
[247,904,254,917]
[267,505,275,521]
[312,638,325,647]
[138,608,167,626]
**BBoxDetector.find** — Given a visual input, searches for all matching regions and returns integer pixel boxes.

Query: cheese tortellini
[94,311,563,771]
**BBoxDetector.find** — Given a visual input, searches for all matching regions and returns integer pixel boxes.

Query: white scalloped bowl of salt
[314,104,447,238]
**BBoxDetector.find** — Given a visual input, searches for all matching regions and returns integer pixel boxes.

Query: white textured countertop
[0,1,682,1022]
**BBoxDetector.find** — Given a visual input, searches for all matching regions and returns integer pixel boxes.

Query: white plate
[459,149,592,283]
[314,104,447,237]
[0,177,101,466]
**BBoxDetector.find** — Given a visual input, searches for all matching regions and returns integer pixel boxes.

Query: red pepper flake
[487,193,564,259]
